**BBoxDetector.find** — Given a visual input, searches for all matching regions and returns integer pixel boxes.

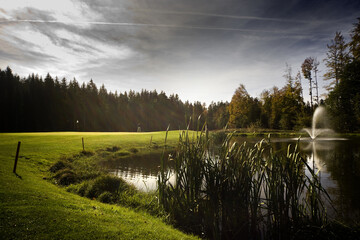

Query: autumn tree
[323,31,350,90]
[228,84,260,128]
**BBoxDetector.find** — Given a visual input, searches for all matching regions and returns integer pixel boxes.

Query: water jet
[303,106,333,139]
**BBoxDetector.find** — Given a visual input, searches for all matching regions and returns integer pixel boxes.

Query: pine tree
[323,31,350,90]
[349,18,360,60]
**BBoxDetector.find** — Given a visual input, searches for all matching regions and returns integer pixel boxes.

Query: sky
[0,0,359,105]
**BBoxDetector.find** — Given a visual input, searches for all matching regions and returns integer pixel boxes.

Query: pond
[105,136,360,223]
[104,151,174,192]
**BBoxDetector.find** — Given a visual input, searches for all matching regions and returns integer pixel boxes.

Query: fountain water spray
[303,106,333,139]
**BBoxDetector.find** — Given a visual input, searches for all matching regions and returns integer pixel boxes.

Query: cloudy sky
[1,0,359,105]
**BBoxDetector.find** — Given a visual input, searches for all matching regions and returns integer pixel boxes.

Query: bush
[85,175,127,199]
[98,191,113,203]
[77,181,90,196]
[54,168,77,186]
[66,181,91,196]
[49,160,69,173]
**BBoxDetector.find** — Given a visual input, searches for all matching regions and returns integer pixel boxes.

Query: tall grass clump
[158,125,331,239]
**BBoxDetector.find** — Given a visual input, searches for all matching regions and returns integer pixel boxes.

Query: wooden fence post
[13,141,21,173]
[82,137,85,151]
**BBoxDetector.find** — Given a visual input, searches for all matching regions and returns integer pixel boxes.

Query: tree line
[0,69,224,132]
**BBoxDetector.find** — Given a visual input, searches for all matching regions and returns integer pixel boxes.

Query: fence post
[82,137,85,151]
[13,141,21,173]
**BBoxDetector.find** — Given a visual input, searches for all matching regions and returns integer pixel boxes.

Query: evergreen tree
[0,67,208,132]
[207,101,229,130]
[326,59,360,132]
[349,18,360,60]
[323,31,350,90]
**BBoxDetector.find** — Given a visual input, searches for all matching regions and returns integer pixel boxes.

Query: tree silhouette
[0,68,207,132]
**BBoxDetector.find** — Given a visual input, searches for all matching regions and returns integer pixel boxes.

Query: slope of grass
[0,131,197,239]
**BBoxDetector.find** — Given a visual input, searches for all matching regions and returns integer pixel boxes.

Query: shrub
[85,175,127,199]
[77,181,90,196]
[49,160,69,173]
[55,168,77,186]
[98,191,113,203]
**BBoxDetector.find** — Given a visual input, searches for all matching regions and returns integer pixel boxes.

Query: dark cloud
[1,0,360,104]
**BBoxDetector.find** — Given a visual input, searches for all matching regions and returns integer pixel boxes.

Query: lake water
[106,136,360,223]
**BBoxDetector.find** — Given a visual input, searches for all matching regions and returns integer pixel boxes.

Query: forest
[1,19,360,133]
[0,69,209,132]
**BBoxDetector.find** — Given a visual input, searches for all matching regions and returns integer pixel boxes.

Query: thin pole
[82,137,85,151]
[13,141,21,173]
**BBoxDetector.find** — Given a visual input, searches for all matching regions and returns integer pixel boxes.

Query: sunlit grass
[0,131,197,240]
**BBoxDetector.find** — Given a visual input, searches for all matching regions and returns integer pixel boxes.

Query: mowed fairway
[0,131,197,239]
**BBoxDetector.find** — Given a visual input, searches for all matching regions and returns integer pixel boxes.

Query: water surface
[104,151,174,192]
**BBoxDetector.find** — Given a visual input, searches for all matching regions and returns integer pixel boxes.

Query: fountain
[303,106,334,139]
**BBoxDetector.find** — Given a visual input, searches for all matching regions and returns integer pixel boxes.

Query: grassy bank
[0,131,197,239]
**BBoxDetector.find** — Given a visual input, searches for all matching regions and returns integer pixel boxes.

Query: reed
[158,125,331,239]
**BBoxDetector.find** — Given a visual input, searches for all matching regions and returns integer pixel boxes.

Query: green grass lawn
[0,131,197,239]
